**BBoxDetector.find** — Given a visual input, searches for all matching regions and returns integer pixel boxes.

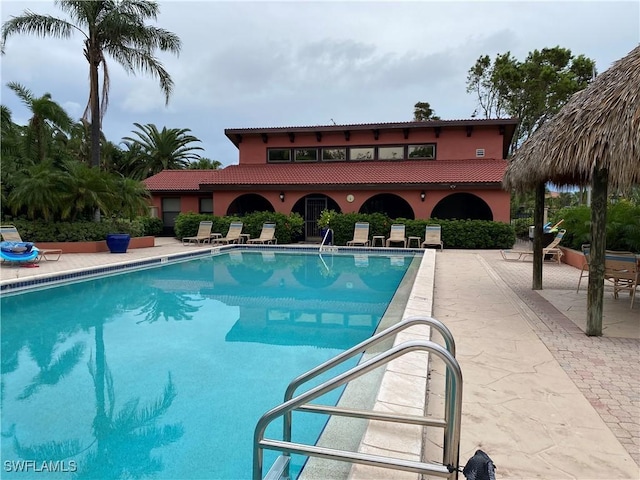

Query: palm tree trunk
[89,58,102,221]
[89,61,101,169]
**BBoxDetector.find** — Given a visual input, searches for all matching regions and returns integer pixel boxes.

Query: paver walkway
[434,250,638,479]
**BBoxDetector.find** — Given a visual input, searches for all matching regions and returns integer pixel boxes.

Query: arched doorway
[227,194,274,216]
[292,194,340,241]
[361,193,414,219]
[431,193,493,220]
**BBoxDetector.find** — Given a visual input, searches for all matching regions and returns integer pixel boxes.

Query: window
[199,197,213,214]
[378,146,404,160]
[322,148,346,161]
[349,147,374,161]
[268,149,290,163]
[161,197,181,228]
[294,148,318,162]
[408,144,435,159]
[476,148,485,158]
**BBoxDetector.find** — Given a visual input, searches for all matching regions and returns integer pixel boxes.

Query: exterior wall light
[420,191,426,202]
[279,192,285,202]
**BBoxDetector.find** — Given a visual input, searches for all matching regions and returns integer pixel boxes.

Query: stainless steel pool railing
[318,228,333,252]
[253,316,463,480]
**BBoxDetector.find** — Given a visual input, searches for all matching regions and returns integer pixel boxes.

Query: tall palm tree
[122,123,204,179]
[6,82,73,164]
[1,0,181,169]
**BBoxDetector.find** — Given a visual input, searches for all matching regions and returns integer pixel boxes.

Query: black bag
[462,449,496,480]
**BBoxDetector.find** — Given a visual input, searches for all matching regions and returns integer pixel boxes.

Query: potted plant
[105,218,133,253]
[317,209,336,245]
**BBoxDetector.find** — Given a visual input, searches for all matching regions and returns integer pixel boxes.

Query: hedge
[174,211,305,245]
[316,211,515,249]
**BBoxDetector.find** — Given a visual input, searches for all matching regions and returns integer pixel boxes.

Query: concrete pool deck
[1,238,638,479]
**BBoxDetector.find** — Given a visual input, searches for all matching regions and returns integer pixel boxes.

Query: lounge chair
[500,229,566,264]
[182,221,213,245]
[346,222,370,246]
[211,222,244,245]
[247,223,277,244]
[604,251,638,309]
[386,224,406,247]
[0,224,61,261]
[422,224,443,251]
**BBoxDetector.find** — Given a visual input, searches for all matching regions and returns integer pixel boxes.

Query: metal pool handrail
[253,318,463,480]
[284,315,455,405]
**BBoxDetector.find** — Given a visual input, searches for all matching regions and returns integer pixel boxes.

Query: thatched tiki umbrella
[503,45,640,336]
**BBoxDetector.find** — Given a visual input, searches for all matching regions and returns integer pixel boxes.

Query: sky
[1,0,638,167]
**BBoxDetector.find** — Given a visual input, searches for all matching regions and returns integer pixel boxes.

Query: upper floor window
[408,144,435,159]
[268,148,291,163]
[294,148,318,162]
[322,148,347,161]
[349,147,374,161]
[378,146,404,160]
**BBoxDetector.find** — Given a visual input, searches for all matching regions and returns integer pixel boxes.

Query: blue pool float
[0,241,39,262]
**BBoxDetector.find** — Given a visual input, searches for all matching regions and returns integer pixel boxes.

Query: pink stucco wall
[236,125,503,164]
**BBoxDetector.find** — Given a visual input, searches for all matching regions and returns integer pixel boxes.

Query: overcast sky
[1,0,638,167]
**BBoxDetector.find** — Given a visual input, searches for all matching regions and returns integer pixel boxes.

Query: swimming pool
[1,249,419,479]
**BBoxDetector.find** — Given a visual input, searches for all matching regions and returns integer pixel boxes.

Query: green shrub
[3,217,145,242]
[551,201,640,253]
[174,211,304,245]
[320,213,515,249]
[139,216,164,236]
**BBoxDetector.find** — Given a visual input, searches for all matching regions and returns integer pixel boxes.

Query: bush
[551,201,640,252]
[139,216,164,236]
[318,212,515,249]
[3,217,145,242]
[174,211,305,245]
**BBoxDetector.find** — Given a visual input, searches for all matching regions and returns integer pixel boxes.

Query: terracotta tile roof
[144,159,507,191]
[143,169,218,191]
[225,118,518,134]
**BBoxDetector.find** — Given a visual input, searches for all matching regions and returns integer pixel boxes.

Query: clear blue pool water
[1,250,416,479]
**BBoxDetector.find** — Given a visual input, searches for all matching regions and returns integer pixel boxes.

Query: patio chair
[543,229,566,264]
[346,222,370,246]
[386,224,406,247]
[500,228,566,263]
[247,223,277,244]
[422,224,443,251]
[211,222,244,245]
[0,224,61,261]
[604,251,638,309]
[182,220,213,245]
[576,244,590,292]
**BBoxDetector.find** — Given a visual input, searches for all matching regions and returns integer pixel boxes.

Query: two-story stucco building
[144,118,517,240]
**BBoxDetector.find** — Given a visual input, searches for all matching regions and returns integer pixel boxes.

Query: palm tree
[7,162,68,221]
[187,157,223,170]
[122,123,204,179]
[1,0,182,169]
[6,82,73,164]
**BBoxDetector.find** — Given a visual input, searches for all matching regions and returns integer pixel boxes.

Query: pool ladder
[253,316,463,480]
